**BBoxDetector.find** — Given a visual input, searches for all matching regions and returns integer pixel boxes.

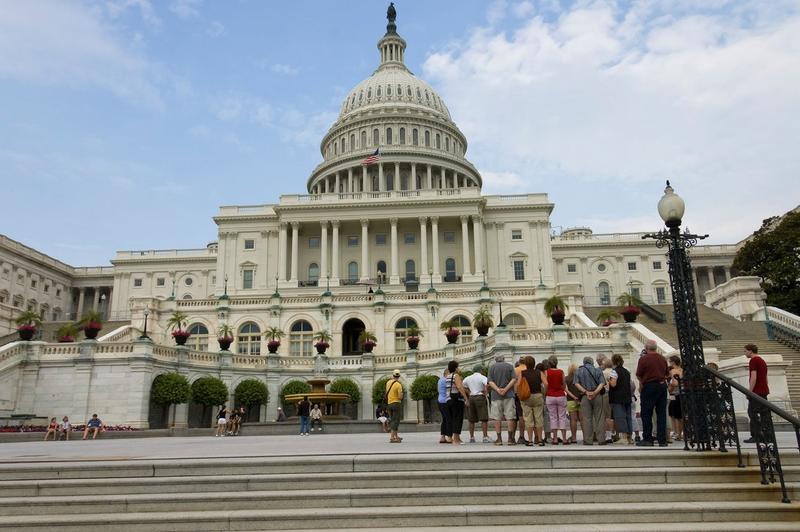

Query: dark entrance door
[342,318,366,355]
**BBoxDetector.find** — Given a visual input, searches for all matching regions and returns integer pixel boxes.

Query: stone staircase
[0,320,130,347]
[0,450,798,530]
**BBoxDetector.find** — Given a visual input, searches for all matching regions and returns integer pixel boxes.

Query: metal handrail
[767,321,800,350]
[699,324,722,341]
[703,364,799,503]
[639,301,667,323]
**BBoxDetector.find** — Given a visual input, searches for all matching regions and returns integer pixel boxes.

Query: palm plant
[405,325,422,349]
[56,323,80,342]
[166,311,189,332]
[596,309,620,327]
[14,310,42,329]
[265,326,284,353]
[472,308,494,336]
[359,330,378,353]
[78,309,104,339]
[217,324,234,339]
[313,329,333,347]
[543,296,569,316]
[440,319,460,343]
[617,292,643,308]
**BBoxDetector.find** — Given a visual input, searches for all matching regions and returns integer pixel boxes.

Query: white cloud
[211,94,273,126]
[271,63,300,76]
[0,1,163,107]
[188,124,211,137]
[169,0,201,19]
[207,21,226,37]
[423,1,800,244]
[105,0,161,26]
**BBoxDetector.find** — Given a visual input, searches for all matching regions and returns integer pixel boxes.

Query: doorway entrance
[342,318,366,355]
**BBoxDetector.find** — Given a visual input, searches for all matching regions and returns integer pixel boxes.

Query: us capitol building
[1,8,762,427]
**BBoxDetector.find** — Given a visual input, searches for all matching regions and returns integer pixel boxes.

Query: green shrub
[329,378,361,403]
[410,374,439,401]
[191,377,229,407]
[372,376,391,405]
[280,379,311,408]
[234,379,269,407]
[150,373,191,406]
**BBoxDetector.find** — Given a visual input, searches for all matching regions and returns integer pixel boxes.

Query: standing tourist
[573,357,607,445]
[386,370,404,443]
[545,355,569,445]
[445,360,470,445]
[608,354,633,444]
[667,355,684,441]
[598,355,614,443]
[488,355,517,446]
[462,365,490,443]
[215,406,227,437]
[518,356,546,446]
[297,396,311,436]
[743,344,769,443]
[636,340,669,447]
[437,368,452,443]
[310,403,324,432]
[565,364,582,444]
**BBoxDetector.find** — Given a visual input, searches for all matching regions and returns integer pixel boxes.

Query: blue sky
[1,1,798,266]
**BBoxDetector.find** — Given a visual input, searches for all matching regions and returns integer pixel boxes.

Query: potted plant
[313,330,333,354]
[265,326,285,354]
[405,325,423,350]
[544,296,569,326]
[14,311,42,341]
[167,311,191,346]
[472,308,494,337]
[440,319,460,344]
[78,310,104,340]
[596,309,620,327]
[359,330,378,353]
[56,323,79,343]
[617,293,643,323]
[217,324,234,351]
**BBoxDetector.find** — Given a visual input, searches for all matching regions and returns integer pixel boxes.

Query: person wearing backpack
[385,370,404,443]
[517,356,547,446]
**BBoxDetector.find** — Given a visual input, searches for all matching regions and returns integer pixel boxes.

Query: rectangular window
[567,263,577,273]
[375,234,387,246]
[43,284,49,293]
[1,269,8,279]
[404,233,415,244]
[347,236,359,247]
[656,286,667,304]
[627,262,637,271]
[156,277,165,287]
[133,278,143,288]
[30,279,37,289]
[211,275,217,286]
[243,269,254,289]
[17,274,24,285]
[443,231,455,243]
[244,239,255,250]
[652,261,662,270]
[56,288,61,297]
[511,229,523,241]
[513,260,525,281]
[308,237,320,249]
[631,287,641,299]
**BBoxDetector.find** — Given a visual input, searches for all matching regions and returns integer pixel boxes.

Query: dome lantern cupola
[378,2,406,69]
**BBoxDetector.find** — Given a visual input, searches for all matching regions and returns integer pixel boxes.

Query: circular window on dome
[185,277,193,286]
[597,264,607,272]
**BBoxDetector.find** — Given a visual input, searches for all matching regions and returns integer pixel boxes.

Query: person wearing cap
[636,340,669,447]
[386,370,404,443]
[462,364,490,443]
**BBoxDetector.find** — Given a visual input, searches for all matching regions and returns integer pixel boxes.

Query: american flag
[361,148,381,166]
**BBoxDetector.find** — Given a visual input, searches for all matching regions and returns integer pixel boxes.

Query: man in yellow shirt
[386,369,404,443]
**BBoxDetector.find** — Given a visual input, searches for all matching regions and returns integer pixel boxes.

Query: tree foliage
[234,379,269,407]
[329,377,361,403]
[733,211,800,315]
[410,374,439,401]
[372,376,391,405]
[280,380,311,402]
[191,376,229,407]
[150,373,191,406]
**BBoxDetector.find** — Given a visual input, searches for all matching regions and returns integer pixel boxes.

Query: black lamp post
[643,181,711,450]
[497,296,505,327]
[139,308,150,340]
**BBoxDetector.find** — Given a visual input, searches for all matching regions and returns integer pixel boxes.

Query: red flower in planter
[314,341,330,349]
[17,324,36,332]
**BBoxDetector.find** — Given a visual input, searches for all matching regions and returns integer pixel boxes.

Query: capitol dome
[306,7,481,194]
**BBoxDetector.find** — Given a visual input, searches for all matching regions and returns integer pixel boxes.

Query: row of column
[311,163,475,195]
[69,287,113,320]
[278,216,484,285]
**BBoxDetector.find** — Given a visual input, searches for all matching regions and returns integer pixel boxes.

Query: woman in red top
[545,355,569,445]
[44,417,58,441]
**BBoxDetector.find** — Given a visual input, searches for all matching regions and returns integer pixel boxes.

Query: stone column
[419,217,428,283]
[320,221,328,281]
[460,215,471,277]
[441,168,447,189]
[707,267,715,291]
[92,288,100,312]
[426,165,432,189]
[394,162,400,190]
[348,168,353,193]
[77,288,86,319]
[390,218,399,284]
[378,163,385,192]
[334,173,340,194]
[691,268,699,296]
[331,221,340,283]
[431,216,440,280]
[290,222,300,283]
[724,267,731,283]
[472,216,483,278]
[360,219,370,282]
[278,223,288,282]
[362,166,369,192]
[496,223,505,280]
[411,163,417,190]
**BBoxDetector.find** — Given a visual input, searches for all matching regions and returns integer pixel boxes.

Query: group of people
[215,406,246,437]
[296,397,325,435]
[419,339,705,447]
[43,414,104,441]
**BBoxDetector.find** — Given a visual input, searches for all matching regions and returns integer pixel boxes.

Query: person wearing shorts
[488,355,517,446]
[462,365,489,443]
[518,356,547,446]
[82,414,103,440]
[215,406,228,437]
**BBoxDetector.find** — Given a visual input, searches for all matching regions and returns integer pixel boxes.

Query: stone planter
[445,330,460,344]
[267,341,280,354]
[551,311,566,326]
[218,337,233,351]
[621,306,641,323]
[406,337,419,350]
[172,331,191,346]
[315,343,329,355]
[17,327,35,341]
[58,336,75,343]
[476,325,490,337]
[83,325,102,340]
[362,342,376,353]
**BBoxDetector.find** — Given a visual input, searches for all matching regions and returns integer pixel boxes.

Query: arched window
[399,127,406,144]
[348,261,359,281]
[445,136,450,152]
[373,128,379,146]
[424,130,430,147]
[188,323,209,351]
[349,134,355,151]
[445,258,457,282]
[386,128,392,145]
[377,260,387,284]
[405,259,416,282]
[435,133,441,149]
[386,173,394,190]
[394,317,418,352]
[341,137,345,153]
[334,142,337,155]
[361,130,366,148]
[598,282,611,306]
[308,263,320,284]
[237,322,261,356]
[452,315,472,343]
[412,129,419,145]
[504,313,526,330]
[182,294,192,300]
[290,320,314,357]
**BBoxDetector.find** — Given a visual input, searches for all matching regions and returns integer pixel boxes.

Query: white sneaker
[482,437,490,443]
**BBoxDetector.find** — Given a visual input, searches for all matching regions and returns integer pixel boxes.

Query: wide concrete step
[1,501,799,531]
[3,465,798,498]
[0,450,770,481]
